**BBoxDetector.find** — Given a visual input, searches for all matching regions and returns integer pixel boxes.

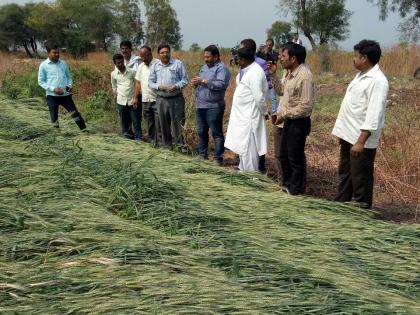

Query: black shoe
[213,159,223,166]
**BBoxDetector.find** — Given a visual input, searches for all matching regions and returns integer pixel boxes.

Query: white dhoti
[225,62,269,172]
[238,132,259,171]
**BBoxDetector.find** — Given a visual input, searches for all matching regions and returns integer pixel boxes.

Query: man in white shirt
[225,47,268,171]
[332,39,389,208]
[120,40,142,71]
[291,33,303,45]
[134,46,160,144]
[111,53,142,140]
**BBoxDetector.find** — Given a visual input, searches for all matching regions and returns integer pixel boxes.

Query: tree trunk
[23,41,34,58]
[300,0,317,49]
[30,37,38,58]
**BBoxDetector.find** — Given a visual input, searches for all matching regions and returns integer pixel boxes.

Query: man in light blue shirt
[38,44,87,131]
[191,45,231,165]
[149,44,188,150]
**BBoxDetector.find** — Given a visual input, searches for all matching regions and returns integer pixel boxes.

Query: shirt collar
[47,58,60,64]
[289,63,305,78]
[358,64,380,79]
[158,58,175,66]
[115,66,128,75]
[206,60,220,68]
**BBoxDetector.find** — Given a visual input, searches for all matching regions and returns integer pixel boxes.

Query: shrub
[81,89,113,121]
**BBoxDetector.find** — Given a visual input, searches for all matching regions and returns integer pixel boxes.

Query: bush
[81,89,113,121]
[0,71,44,99]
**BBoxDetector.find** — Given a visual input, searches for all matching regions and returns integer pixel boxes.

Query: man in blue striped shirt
[191,45,231,165]
[38,44,87,131]
[149,44,189,150]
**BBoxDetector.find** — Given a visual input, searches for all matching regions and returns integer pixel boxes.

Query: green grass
[0,96,419,314]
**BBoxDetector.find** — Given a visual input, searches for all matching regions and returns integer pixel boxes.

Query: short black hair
[113,53,124,63]
[354,39,382,65]
[204,45,220,57]
[120,40,132,49]
[237,47,255,63]
[157,43,171,53]
[282,42,306,64]
[240,38,257,53]
[45,43,59,53]
[266,38,274,45]
[140,45,152,52]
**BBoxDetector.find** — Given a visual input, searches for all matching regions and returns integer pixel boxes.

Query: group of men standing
[38,37,389,209]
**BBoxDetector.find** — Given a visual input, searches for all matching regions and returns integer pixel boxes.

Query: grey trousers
[143,101,160,144]
[156,94,185,148]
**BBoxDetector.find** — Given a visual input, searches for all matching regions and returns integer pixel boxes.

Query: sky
[1,0,404,50]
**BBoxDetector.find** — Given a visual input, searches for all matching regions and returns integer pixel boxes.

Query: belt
[157,93,182,99]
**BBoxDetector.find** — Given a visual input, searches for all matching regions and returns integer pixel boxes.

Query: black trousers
[279,117,311,195]
[46,95,86,130]
[335,140,377,208]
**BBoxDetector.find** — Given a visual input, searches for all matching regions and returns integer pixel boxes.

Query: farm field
[0,48,419,219]
[0,92,419,313]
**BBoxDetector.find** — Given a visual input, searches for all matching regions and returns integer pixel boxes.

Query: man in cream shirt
[332,39,389,209]
[111,53,141,140]
[134,46,160,144]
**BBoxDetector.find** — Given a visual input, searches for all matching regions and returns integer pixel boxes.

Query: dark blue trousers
[46,95,86,130]
[196,107,225,162]
[117,104,142,140]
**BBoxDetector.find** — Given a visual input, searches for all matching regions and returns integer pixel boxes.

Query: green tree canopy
[277,0,352,49]
[368,0,419,42]
[5,0,145,57]
[189,43,201,52]
[143,0,182,50]
[114,0,144,46]
[266,21,292,49]
[0,3,38,57]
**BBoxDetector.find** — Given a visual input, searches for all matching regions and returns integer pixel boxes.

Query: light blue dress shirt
[38,58,73,97]
[148,59,189,97]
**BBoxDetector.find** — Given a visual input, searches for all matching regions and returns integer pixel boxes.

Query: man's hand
[351,130,370,157]
[169,85,177,92]
[271,114,277,124]
[273,114,284,125]
[131,97,138,109]
[53,87,64,95]
[351,142,364,158]
[191,76,201,87]
[158,85,167,92]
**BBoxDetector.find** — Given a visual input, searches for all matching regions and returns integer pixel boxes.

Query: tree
[2,0,145,57]
[266,21,292,49]
[0,3,39,57]
[368,0,420,42]
[27,2,68,47]
[143,0,182,49]
[57,0,116,50]
[189,43,201,52]
[113,0,144,47]
[277,0,352,49]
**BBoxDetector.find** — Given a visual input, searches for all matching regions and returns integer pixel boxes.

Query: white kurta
[225,62,268,158]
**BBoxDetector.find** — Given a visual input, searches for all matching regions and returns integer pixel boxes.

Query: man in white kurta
[225,47,268,171]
